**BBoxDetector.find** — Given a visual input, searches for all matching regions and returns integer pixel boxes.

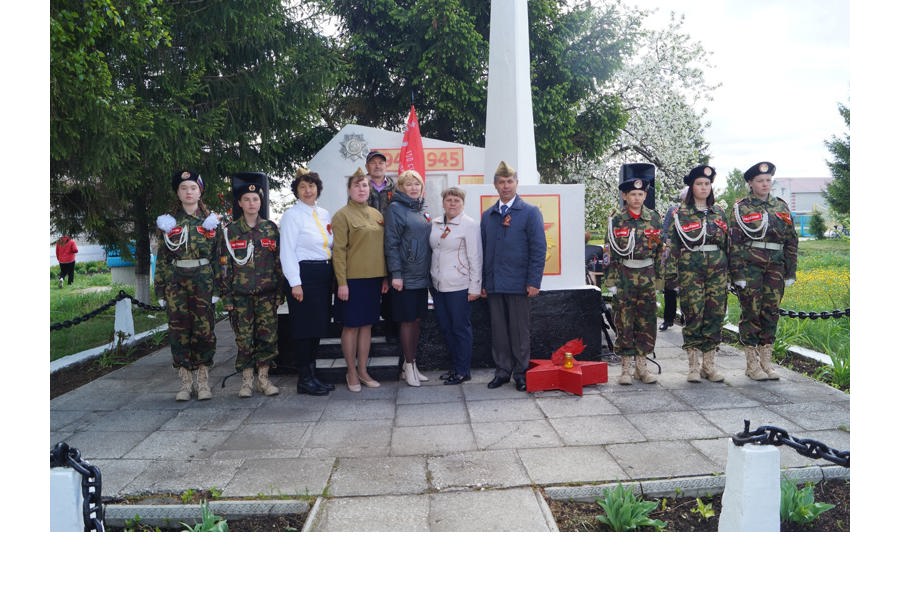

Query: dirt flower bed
[546,478,849,532]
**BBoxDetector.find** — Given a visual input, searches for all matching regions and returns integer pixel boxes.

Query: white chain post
[718,441,781,532]
[113,296,134,346]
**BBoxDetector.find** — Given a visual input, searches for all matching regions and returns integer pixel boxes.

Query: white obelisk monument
[466,0,586,290]
[483,0,540,185]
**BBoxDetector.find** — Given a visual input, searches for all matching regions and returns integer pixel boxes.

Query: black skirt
[285,261,334,339]
[390,287,429,322]
[335,277,384,327]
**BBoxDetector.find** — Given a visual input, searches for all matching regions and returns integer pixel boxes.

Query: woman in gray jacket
[384,169,433,386]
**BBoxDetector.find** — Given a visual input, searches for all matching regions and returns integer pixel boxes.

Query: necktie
[500,204,508,216]
[311,209,331,259]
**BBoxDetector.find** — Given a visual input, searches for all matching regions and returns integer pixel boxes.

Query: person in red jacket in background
[55,235,79,287]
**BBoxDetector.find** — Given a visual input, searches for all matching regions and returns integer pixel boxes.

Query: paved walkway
[50,320,850,531]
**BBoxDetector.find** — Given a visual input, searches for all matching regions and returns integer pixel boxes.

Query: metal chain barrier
[731,420,850,468]
[726,286,849,320]
[50,443,105,531]
[50,290,165,331]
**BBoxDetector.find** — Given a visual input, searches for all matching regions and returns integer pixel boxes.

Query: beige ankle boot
[701,350,725,382]
[757,344,780,380]
[412,362,429,382]
[634,355,658,384]
[686,349,702,382]
[239,368,254,398]
[176,367,193,401]
[744,346,768,381]
[403,361,420,387]
[617,356,634,385]
[257,364,280,395]
[197,365,212,400]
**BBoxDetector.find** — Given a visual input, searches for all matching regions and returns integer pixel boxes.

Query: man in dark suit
[480,161,547,391]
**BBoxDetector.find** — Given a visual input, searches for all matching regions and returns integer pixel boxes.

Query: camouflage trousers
[678,267,728,352]
[735,260,785,346]
[612,269,657,356]
[164,268,216,369]
[229,293,280,371]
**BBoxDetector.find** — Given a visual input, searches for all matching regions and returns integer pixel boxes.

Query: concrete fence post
[50,467,85,531]
[718,441,781,532]
[113,297,134,346]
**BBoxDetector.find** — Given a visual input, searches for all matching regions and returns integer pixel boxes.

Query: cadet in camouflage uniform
[666,165,729,383]
[154,170,221,401]
[606,177,663,385]
[220,181,283,398]
[727,161,799,380]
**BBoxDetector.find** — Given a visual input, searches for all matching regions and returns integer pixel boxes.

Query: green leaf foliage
[780,480,835,526]
[180,501,229,532]
[595,483,667,531]
[823,103,850,217]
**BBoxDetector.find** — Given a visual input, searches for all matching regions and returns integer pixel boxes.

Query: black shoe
[439,370,457,381]
[659,321,673,331]
[487,375,510,389]
[514,377,527,392]
[444,373,471,385]
[309,363,335,391]
[297,376,329,396]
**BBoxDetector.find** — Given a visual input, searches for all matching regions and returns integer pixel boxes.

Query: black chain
[51,290,165,331]
[726,287,849,320]
[731,420,850,468]
[50,443,105,531]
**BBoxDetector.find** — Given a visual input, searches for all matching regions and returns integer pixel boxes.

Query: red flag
[398,105,425,185]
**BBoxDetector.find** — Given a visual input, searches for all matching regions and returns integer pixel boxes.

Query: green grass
[50,262,165,361]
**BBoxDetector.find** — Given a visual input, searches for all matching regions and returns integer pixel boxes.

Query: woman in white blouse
[279,168,334,396]
[428,187,482,385]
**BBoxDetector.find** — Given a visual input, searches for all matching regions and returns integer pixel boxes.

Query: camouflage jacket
[727,194,798,281]
[154,208,221,298]
[605,206,663,290]
[664,203,729,279]
[218,217,283,303]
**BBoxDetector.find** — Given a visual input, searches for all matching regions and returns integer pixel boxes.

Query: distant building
[771,176,833,237]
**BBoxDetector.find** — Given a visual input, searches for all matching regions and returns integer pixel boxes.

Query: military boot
[175,367,193,402]
[758,344,780,380]
[309,361,335,391]
[617,356,634,385]
[239,368,254,398]
[197,365,212,400]
[744,346,768,381]
[686,349,702,382]
[634,355,658,384]
[701,350,725,382]
[257,365,280,396]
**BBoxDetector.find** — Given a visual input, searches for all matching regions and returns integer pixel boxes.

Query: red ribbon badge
[260,238,276,250]
[197,226,216,239]
[168,226,183,238]
[326,223,332,234]
[441,226,451,239]
[742,212,762,223]
[776,212,793,225]
[680,221,702,233]
[502,214,511,227]
[229,239,248,250]
[715,218,728,232]
[613,227,630,238]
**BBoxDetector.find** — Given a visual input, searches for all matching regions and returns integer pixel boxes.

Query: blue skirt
[335,277,383,327]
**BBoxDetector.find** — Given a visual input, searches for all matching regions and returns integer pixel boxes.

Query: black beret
[172,170,204,192]
[683,165,716,185]
[743,161,775,181]
[618,177,649,193]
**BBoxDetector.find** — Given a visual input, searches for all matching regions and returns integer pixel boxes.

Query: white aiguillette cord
[224,225,254,265]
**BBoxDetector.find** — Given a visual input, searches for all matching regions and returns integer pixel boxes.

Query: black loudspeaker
[618,163,656,210]
[230,172,270,220]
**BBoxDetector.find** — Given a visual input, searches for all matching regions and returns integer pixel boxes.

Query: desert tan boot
[700,350,725,382]
[618,356,634,385]
[758,344,780,380]
[175,367,193,402]
[239,368,254,398]
[687,348,702,382]
[634,355,658,384]
[256,365,280,396]
[744,346,768,381]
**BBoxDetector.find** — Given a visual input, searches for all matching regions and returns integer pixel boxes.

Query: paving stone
[62,430,150,460]
[604,390,691,414]
[88,459,148,497]
[120,459,244,496]
[428,449,531,490]
[518,446,628,485]
[669,386,761,410]
[699,406,803,436]
[548,415,645,445]
[50,409,91,432]
[624,410,726,441]
[309,495,430,531]
[396,384,464,405]
[215,422,310,453]
[160,407,253,431]
[428,488,555,531]
[74,409,177,432]
[321,397,396,421]
[767,401,852,431]
[244,397,327,423]
[466,397,544,422]
[395,401,469,427]
[391,423,478,456]
[123,430,233,460]
[605,440,721,479]
[328,455,428,496]
[222,457,335,497]
[304,420,393,457]
[471,420,562,450]
[534,394,620,418]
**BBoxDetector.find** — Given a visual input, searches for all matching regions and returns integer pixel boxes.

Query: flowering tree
[571,11,718,230]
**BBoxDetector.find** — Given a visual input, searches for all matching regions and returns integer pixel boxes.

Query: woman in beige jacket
[429,187,482,385]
